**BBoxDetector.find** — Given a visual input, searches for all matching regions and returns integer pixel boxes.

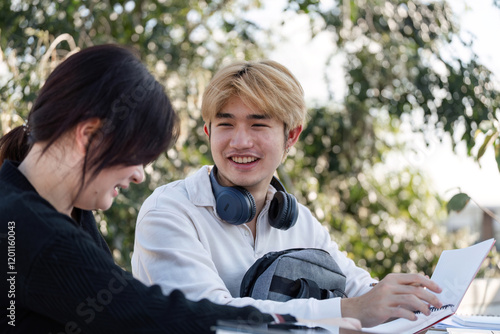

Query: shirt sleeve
[23,228,276,334]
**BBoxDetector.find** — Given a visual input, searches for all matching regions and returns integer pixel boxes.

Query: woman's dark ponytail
[0,125,31,166]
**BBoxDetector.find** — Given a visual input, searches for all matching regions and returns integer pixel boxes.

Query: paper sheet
[362,239,495,334]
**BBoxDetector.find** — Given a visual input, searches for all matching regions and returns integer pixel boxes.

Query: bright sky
[429,0,500,208]
[249,0,500,207]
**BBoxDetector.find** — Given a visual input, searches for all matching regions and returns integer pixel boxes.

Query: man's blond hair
[201,60,307,133]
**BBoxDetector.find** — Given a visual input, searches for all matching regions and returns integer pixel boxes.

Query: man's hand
[341,273,443,328]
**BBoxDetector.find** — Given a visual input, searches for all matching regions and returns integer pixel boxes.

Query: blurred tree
[287,0,499,159]
[1,0,498,277]
[278,0,500,277]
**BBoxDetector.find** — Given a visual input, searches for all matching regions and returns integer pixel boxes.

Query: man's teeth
[231,157,257,164]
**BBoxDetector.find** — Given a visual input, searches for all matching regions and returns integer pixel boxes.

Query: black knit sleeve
[22,229,275,334]
[77,209,112,257]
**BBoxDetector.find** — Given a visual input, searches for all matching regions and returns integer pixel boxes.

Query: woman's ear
[74,118,102,155]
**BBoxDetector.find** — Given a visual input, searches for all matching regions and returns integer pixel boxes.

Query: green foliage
[290,0,500,166]
[283,0,500,277]
[446,193,471,213]
[1,0,499,278]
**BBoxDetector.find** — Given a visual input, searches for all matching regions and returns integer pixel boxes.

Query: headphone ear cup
[210,166,256,225]
[215,186,256,225]
[268,191,298,230]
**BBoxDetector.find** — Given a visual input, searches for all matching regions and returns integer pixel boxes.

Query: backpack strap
[270,276,347,299]
[322,287,348,299]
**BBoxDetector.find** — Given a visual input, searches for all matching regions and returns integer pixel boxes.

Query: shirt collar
[0,160,36,193]
[185,165,217,207]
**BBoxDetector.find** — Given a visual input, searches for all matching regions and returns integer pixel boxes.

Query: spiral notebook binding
[414,303,455,315]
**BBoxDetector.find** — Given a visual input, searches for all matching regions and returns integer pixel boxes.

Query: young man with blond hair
[132,60,442,327]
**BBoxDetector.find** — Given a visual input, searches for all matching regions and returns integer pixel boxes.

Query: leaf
[477,130,499,162]
[495,142,500,173]
[446,193,471,213]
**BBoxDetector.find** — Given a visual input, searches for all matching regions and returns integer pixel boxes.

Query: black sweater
[0,160,292,333]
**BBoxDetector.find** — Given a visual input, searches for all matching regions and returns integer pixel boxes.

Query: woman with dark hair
[0,44,302,333]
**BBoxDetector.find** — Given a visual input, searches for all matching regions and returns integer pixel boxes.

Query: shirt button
[244,230,250,236]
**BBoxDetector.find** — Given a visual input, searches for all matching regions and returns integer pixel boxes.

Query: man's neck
[245,185,271,240]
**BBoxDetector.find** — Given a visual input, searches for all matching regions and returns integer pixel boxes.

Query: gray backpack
[240,248,347,301]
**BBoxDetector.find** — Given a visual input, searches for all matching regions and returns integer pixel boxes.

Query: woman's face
[75,164,145,211]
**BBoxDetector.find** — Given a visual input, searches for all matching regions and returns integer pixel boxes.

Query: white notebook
[363,238,495,334]
[452,314,500,329]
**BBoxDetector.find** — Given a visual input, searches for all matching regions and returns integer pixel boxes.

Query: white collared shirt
[132,165,377,320]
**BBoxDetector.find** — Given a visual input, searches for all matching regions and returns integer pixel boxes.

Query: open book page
[362,238,495,334]
[429,238,495,307]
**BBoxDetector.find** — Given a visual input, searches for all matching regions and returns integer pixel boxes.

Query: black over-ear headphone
[209,166,298,230]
